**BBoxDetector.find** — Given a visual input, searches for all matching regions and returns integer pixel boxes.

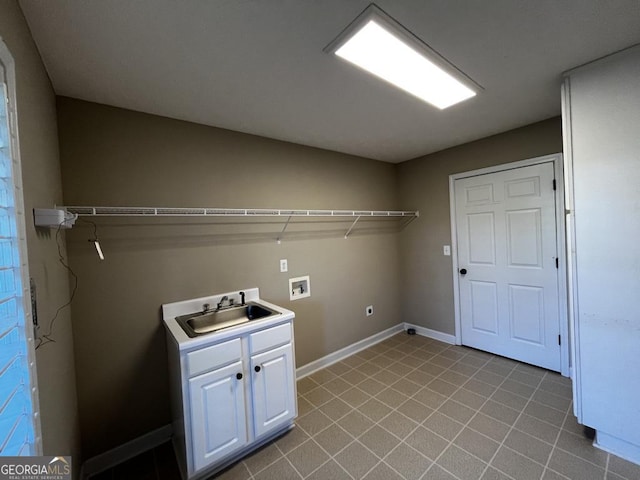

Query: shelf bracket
[276,215,292,244]
[344,215,361,239]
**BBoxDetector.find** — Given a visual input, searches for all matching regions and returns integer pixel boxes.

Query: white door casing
[450,154,568,374]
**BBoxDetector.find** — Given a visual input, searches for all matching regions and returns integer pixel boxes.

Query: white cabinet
[251,343,296,438]
[189,360,247,471]
[166,318,297,480]
[562,45,640,464]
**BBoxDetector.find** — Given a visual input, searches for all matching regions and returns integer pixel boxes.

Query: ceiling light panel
[325,5,479,109]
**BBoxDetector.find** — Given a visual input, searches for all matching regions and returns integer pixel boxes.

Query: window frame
[0,38,42,455]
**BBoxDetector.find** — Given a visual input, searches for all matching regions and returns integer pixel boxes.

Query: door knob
[254,365,261,373]
[236,373,243,380]
[459,268,467,275]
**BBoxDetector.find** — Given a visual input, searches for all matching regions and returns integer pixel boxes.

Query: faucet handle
[203,303,210,312]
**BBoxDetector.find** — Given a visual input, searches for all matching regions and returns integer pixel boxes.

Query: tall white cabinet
[562,45,640,464]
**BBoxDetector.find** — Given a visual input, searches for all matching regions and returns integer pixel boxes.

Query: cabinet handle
[236,373,243,380]
[254,365,261,373]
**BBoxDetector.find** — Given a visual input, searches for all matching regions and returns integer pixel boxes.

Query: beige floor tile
[296,376,319,395]
[286,440,330,477]
[334,441,379,479]
[556,430,608,468]
[412,386,448,409]
[358,397,393,422]
[491,388,529,412]
[491,446,544,480]
[357,377,387,396]
[423,412,464,441]
[338,409,376,438]
[480,400,521,426]
[275,426,309,454]
[243,443,283,476]
[480,466,513,480]
[467,413,511,443]
[504,429,553,465]
[297,409,333,436]
[391,377,423,396]
[396,398,433,423]
[608,454,640,479]
[405,425,448,460]
[427,378,459,397]
[359,425,399,458]
[451,387,486,410]
[384,442,432,480]
[317,397,352,421]
[362,462,404,480]
[252,457,301,480]
[437,444,488,480]
[304,386,335,407]
[454,427,500,462]
[375,386,409,408]
[341,367,367,386]
[313,423,353,456]
[548,448,605,480]
[438,399,476,424]
[378,410,419,439]
[524,400,566,426]
[371,368,400,386]
[515,413,560,444]
[425,464,460,480]
[305,460,350,480]
[340,386,370,408]
[323,376,352,396]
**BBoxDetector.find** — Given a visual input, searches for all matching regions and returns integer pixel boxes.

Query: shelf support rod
[344,215,361,239]
[277,215,292,244]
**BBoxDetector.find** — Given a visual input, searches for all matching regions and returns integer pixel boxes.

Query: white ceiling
[18,1,640,163]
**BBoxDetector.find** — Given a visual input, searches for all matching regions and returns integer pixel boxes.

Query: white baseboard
[595,430,640,466]
[80,424,173,479]
[296,323,405,379]
[296,322,456,379]
[404,323,455,345]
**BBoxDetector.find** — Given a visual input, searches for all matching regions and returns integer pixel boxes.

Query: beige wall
[56,97,402,457]
[397,117,563,335]
[0,0,80,462]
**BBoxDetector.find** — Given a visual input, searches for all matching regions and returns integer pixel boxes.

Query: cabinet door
[189,360,247,472]
[251,343,296,438]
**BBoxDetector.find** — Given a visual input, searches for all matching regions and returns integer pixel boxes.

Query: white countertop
[162,288,295,352]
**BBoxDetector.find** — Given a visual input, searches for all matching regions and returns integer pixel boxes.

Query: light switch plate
[280,259,288,272]
[443,245,451,256]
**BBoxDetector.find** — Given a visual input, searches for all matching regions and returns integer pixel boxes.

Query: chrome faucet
[216,295,229,311]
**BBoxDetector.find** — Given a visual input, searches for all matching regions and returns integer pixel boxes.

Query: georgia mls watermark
[0,456,71,480]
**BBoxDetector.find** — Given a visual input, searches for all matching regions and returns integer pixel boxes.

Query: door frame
[449,153,569,377]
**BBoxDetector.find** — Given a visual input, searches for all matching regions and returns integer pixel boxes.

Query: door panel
[251,343,296,438]
[456,162,561,371]
[189,361,247,472]
[470,281,498,334]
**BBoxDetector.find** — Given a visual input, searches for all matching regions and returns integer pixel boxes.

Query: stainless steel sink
[176,302,279,337]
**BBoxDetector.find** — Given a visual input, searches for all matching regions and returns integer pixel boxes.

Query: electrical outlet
[366,305,374,316]
[280,259,288,272]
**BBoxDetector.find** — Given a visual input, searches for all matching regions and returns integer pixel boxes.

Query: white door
[455,162,561,371]
[189,361,247,472]
[251,343,296,438]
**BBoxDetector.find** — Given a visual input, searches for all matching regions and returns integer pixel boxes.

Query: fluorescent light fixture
[325,5,479,109]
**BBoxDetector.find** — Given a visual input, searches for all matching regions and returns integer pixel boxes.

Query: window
[0,40,41,455]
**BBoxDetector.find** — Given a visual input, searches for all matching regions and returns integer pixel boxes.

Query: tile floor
[90,332,640,480]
